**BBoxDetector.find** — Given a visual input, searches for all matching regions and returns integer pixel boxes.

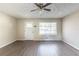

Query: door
[25,22,34,40]
[38,22,57,40]
[25,22,39,40]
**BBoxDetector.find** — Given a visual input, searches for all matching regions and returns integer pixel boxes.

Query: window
[39,22,57,35]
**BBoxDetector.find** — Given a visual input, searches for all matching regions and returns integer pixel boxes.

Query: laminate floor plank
[0,41,78,56]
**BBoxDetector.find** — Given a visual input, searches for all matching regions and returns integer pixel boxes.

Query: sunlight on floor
[37,44,59,56]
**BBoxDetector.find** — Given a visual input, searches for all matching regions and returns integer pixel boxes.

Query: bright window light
[39,22,57,35]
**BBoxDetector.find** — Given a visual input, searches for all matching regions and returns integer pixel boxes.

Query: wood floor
[0,40,78,56]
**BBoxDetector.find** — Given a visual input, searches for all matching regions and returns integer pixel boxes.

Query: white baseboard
[63,40,79,55]
[17,39,62,41]
[0,40,16,48]
[63,40,79,50]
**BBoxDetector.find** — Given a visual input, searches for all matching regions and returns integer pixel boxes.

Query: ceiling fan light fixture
[39,10,42,14]
[31,3,52,13]
[39,9,43,14]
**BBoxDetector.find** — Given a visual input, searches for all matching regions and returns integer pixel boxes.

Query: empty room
[0,3,79,56]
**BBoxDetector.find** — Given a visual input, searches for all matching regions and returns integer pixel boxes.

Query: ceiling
[0,3,79,18]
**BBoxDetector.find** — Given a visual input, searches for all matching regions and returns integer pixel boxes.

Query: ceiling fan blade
[31,8,39,12]
[34,3,41,9]
[44,8,51,11]
[42,3,52,8]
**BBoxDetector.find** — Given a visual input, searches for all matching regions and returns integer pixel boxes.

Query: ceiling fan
[31,3,52,12]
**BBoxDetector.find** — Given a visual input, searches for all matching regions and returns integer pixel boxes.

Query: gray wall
[16,18,62,40]
[0,13,16,48]
[63,11,79,50]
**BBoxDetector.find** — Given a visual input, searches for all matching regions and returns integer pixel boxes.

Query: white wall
[63,11,79,50]
[0,13,16,48]
[16,18,62,40]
